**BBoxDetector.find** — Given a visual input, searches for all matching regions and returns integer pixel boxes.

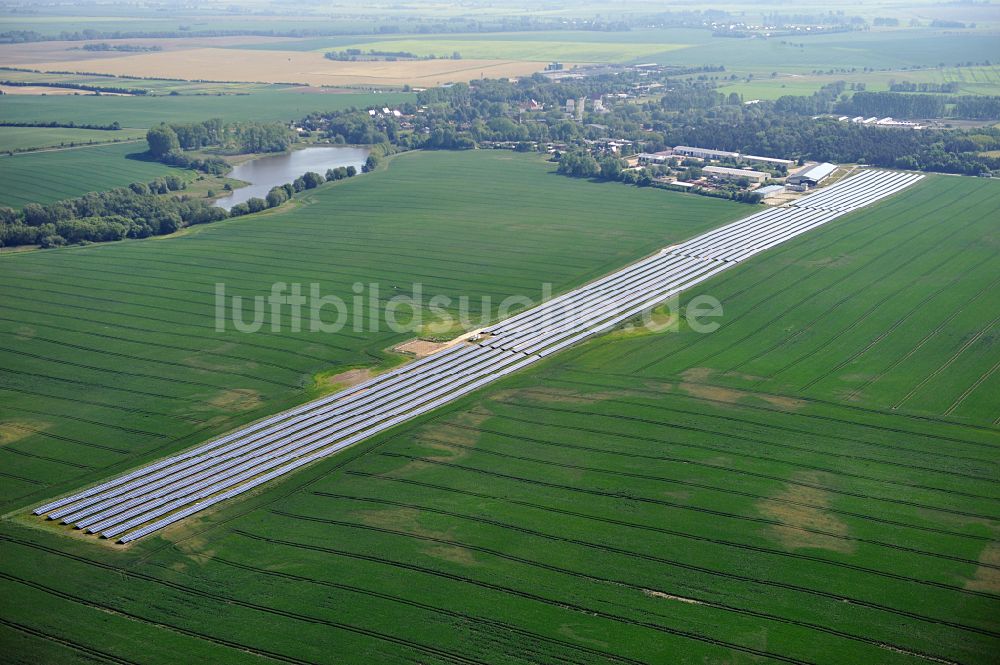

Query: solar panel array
[34,169,923,543]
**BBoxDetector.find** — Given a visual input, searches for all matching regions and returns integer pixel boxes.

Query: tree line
[837,91,1000,120]
[0,161,363,248]
[889,81,960,94]
[228,165,358,217]
[0,119,122,131]
[0,175,226,248]
[0,79,148,95]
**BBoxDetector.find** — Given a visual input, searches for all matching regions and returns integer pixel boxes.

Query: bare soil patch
[315,367,373,392]
[676,368,805,410]
[642,588,706,605]
[420,408,491,452]
[0,420,49,446]
[356,507,476,566]
[490,386,634,405]
[966,542,1000,593]
[206,388,262,413]
[758,472,855,554]
[394,338,448,358]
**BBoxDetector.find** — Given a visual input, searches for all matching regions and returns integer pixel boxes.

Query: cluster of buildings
[837,115,925,129]
[632,144,837,199]
[564,96,609,120]
[368,107,404,119]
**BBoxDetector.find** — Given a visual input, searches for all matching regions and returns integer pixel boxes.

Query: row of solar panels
[791,170,923,212]
[33,169,922,543]
[483,170,923,354]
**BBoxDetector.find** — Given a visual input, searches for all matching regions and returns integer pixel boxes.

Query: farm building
[703,165,768,184]
[673,145,740,160]
[755,184,785,198]
[672,145,793,168]
[741,154,795,168]
[788,162,837,186]
[637,150,674,165]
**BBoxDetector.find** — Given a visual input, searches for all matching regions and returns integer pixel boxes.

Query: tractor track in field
[415,431,1000,535]
[425,420,997,521]
[0,616,140,665]
[0,570,309,664]
[298,493,962,665]
[232,529,817,665]
[2,365,188,402]
[0,301,338,366]
[1,331,300,389]
[489,404,1000,501]
[550,370,1000,447]
[344,472,1000,640]
[894,315,1000,411]
[497,396,999,484]
[946,357,1000,416]
[502,383,1000,470]
[800,262,1000,394]
[650,193,983,375]
[0,540,485,665]
[0,282,355,353]
[0,316,310,376]
[206,554,650,665]
[747,245,994,384]
[626,189,958,373]
[375,451,1000,599]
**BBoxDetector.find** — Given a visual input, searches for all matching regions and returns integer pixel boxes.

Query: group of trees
[0,175,230,248]
[837,91,948,119]
[80,42,161,52]
[0,159,366,247]
[147,119,296,159]
[324,49,460,61]
[228,165,358,217]
[889,81,960,94]
[836,91,1000,120]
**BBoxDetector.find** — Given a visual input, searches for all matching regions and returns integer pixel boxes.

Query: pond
[214,146,369,211]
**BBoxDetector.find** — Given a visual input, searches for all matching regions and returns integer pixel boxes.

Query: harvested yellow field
[19,48,551,87]
[0,85,97,95]
[0,36,299,66]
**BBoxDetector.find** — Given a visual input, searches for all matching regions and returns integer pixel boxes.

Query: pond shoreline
[213,144,369,211]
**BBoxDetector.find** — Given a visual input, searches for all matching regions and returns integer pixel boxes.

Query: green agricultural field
[308,36,691,63]
[0,126,147,153]
[0,171,996,664]
[582,175,1000,425]
[0,141,177,208]
[0,68,286,95]
[646,28,1000,75]
[230,27,1000,73]
[0,149,743,511]
[718,65,1000,101]
[0,89,413,130]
